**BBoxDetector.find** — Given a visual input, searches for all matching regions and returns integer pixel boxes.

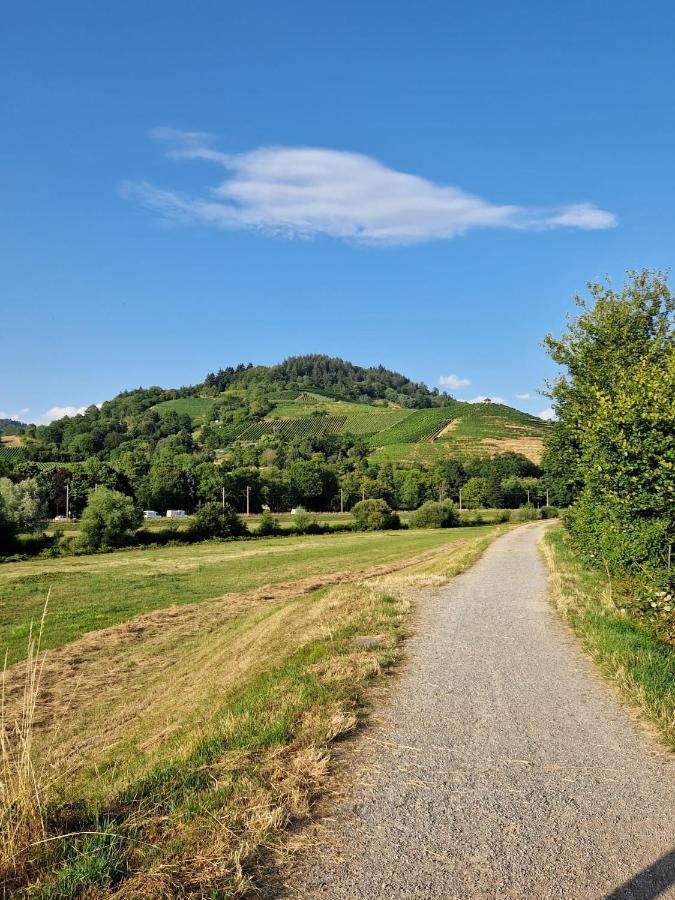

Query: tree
[460,477,490,509]
[409,500,458,529]
[0,493,17,553]
[78,487,143,551]
[190,501,246,539]
[286,460,324,509]
[543,270,675,581]
[0,477,48,534]
[351,499,400,531]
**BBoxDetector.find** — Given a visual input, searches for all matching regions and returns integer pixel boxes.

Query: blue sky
[2,1,674,423]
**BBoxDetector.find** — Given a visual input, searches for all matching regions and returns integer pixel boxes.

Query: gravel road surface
[285,523,675,899]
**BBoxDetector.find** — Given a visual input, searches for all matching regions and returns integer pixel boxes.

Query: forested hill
[4,354,550,473]
[203,355,452,407]
[0,418,26,436]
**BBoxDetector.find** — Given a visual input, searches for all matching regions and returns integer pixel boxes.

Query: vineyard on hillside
[236,415,349,441]
[368,407,460,446]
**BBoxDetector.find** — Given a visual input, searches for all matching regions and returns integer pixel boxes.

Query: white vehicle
[143,510,160,519]
[166,509,187,518]
[53,515,68,522]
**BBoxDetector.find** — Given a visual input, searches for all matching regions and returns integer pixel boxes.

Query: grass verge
[541,525,675,750]
[2,526,503,897]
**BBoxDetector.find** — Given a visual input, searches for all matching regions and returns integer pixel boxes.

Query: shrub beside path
[285,523,675,899]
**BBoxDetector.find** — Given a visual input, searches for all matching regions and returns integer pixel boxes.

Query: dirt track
[286,524,675,899]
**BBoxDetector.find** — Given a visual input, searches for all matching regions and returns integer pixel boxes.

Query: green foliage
[544,270,675,584]
[461,476,490,509]
[291,506,313,534]
[409,500,459,529]
[351,499,400,531]
[0,476,48,534]
[78,487,143,551]
[0,492,17,553]
[190,501,246,539]
[257,510,281,536]
[510,504,538,523]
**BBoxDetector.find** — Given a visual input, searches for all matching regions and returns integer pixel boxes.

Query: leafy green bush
[351,499,400,531]
[409,500,458,529]
[565,495,671,582]
[291,506,313,534]
[191,501,246,539]
[510,504,538,523]
[539,506,559,519]
[78,487,143,551]
[258,510,280,536]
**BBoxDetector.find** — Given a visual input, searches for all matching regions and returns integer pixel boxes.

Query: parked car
[143,510,160,519]
[53,515,68,522]
[166,509,187,518]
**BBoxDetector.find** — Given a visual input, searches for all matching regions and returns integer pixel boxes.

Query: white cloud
[469,395,505,404]
[0,407,30,421]
[516,392,532,400]
[123,130,618,246]
[37,406,88,424]
[439,374,471,390]
[538,407,556,421]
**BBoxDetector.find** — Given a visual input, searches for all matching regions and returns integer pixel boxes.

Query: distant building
[166,509,187,518]
[143,510,160,519]
[483,398,493,404]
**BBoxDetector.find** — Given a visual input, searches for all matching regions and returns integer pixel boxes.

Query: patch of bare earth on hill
[1,541,469,742]
[479,436,544,463]
[433,419,460,438]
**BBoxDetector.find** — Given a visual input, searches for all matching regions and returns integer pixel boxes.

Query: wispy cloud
[37,406,89,424]
[538,407,556,421]
[122,129,618,246]
[469,395,505,404]
[0,407,30,421]
[516,392,532,400]
[439,374,471,390]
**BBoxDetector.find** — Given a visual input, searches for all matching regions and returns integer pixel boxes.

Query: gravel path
[285,523,675,899]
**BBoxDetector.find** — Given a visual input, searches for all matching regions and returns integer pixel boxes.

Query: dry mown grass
[1,528,502,897]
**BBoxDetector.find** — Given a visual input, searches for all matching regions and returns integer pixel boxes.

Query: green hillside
[225,393,548,463]
[13,355,551,475]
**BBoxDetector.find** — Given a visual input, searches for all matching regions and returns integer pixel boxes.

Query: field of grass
[1,528,493,666]
[1,525,504,896]
[541,526,675,750]
[152,397,216,421]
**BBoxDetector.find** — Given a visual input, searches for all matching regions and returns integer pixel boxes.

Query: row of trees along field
[542,269,674,592]
[0,445,547,554]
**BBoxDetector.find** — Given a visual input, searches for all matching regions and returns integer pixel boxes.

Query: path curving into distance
[286,523,675,899]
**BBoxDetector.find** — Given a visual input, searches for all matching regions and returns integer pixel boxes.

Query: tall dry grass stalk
[1,593,50,880]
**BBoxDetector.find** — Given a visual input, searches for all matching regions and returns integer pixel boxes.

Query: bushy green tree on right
[543,270,674,585]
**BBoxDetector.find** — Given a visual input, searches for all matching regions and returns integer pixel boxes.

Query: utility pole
[546,488,549,507]
[340,488,344,514]
[222,486,225,509]
[246,485,250,516]
[66,484,70,520]
[459,487,462,511]
[362,486,365,502]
